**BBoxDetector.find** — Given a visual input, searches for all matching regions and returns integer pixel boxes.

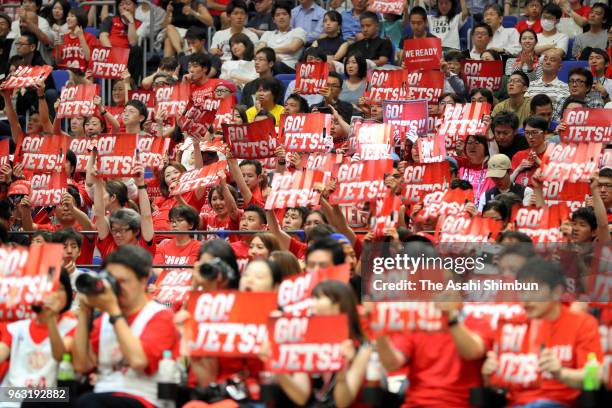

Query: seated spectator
[258,1,306,74]
[554,67,604,121]
[291,0,326,43]
[135,0,166,41]
[312,10,348,61]
[312,71,353,123]
[99,0,144,82]
[340,51,367,111]
[511,115,549,187]
[341,0,367,41]
[284,93,310,114]
[481,154,533,210]
[52,228,88,287]
[346,11,393,67]
[162,0,213,57]
[469,87,494,106]
[185,53,224,101]
[442,50,467,98]
[536,3,569,56]
[573,2,611,59]
[0,13,12,75]
[506,29,541,81]
[492,71,532,127]
[588,48,612,102]
[8,0,54,64]
[247,0,276,37]
[210,1,258,63]
[484,4,520,56]
[246,78,285,123]
[176,26,221,78]
[480,49,507,101]
[491,111,529,160]
[381,12,403,50]
[240,47,285,107]
[528,93,556,133]
[283,47,326,106]
[46,0,70,34]
[525,48,569,110]
[466,22,492,60]
[516,0,543,33]
[220,33,258,87]
[428,0,468,51]
[562,0,591,28]
[398,6,436,61]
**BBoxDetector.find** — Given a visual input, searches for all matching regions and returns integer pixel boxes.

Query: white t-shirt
[537,31,569,56]
[210,28,259,62]
[260,28,307,69]
[220,60,258,85]
[428,14,464,50]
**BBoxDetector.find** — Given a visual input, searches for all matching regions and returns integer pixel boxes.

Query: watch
[109,313,125,325]
[447,310,463,328]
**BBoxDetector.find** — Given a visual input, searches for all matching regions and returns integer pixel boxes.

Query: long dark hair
[159,162,186,198]
[312,280,365,342]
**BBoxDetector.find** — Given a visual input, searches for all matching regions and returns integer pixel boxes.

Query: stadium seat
[566,37,575,60]
[52,69,69,91]
[275,74,296,89]
[85,27,100,37]
[459,16,473,52]
[502,16,518,28]
[557,60,589,83]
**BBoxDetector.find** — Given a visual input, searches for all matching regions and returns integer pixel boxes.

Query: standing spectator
[291,0,326,44]
[536,3,569,56]
[162,0,213,58]
[484,4,521,56]
[258,1,306,74]
[8,0,54,64]
[247,0,275,37]
[210,1,258,63]
[553,67,604,121]
[506,29,540,81]
[466,22,492,60]
[516,0,543,33]
[346,12,393,67]
[341,0,368,41]
[511,115,549,187]
[54,7,97,73]
[240,47,284,107]
[428,0,468,51]
[492,71,532,127]
[99,0,144,82]
[525,48,569,109]
[572,2,610,59]
[490,111,529,160]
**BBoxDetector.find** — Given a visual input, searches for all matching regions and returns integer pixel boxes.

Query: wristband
[137,185,147,189]
[109,314,125,325]
[100,110,107,115]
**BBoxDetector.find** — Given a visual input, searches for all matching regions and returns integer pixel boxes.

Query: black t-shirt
[498,134,529,160]
[317,35,345,56]
[346,37,393,62]
[247,11,276,32]
[399,32,437,49]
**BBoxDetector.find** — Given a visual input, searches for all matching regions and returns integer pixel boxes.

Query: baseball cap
[329,233,351,245]
[8,180,31,196]
[486,154,511,178]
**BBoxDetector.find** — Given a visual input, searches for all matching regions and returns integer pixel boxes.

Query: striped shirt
[525,78,570,107]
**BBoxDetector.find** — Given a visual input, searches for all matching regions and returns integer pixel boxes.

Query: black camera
[75,270,120,296]
[198,258,235,281]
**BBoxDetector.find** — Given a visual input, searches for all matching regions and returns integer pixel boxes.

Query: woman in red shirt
[54,7,97,73]
[153,204,202,271]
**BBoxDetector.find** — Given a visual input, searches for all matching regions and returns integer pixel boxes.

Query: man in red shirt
[511,116,549,187]
[228,158,267,208]
[516,0,543,33]
[482,258,602,407]
[230,204,267,272]
[73,245,179,408]
[184,53,222,105]
[99,0,143,81]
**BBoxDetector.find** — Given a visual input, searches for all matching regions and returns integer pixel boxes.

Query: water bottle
[158,350,179,405]
[583,352,600,391]
[366,350,382,385]
[57,353,75,381]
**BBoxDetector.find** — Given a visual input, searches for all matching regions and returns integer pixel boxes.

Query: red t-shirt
[104,105,125,133]
[507,306,602,406]
[571,5,591,18]
[36,222,95,265]
[515,19,542,34]
[200,210,242,242]
[55,32,98,72]
[90,304,179,375]
[209,0,230,16]
[152,192,207,242]
[97,234,157,259]
[246,186,266,208]
[153,238,200,266]
[391,314,493,408]
[230,240,250,273]
[511,148,547,187]
[100,16,142,49]
[191,79,223,106]
[289,237,307,260]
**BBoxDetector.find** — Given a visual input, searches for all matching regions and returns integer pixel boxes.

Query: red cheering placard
[95,133,138,177]
[364,69,408,103]
[329,160,394,204]
[185,291,278,357]
[462,60,504,92]
[153,269,192,307]
[559,108,612,144]
[371,194,401,237]
[383,100,428,142]
[435,214,502,243]
[352,122,393,160]
[69,137,96,172]
[417,188,474,221]
[155,82,191,117]
[369,302,446,334]
[89,47,129,79]
[0,244,63,322]
[129,88,156,108]
[56,84,98,118]
[511,205,569,243]
[437,103,490,150]
[0,65,52,90]
[30,171,68,207]
[178,102,217,138]
[541,142,601,183]
[406,70,444,107]
[213,95,237,131]
[417,134,446,163]
[403,37,442,72]
[543,180,590,212]
[0,138,9,167]
[403,162,451,204]
[267,315,348,373]
[279,113,332,153]
[367,0,404,14]
[265,170,325,210]
[170,160,226,196]
[295,61,329,95]
[15,134,68,174]
[224,117,278,159]
[137,136,170,169]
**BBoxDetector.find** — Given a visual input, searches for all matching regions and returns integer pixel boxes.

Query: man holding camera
[73,245,179,408]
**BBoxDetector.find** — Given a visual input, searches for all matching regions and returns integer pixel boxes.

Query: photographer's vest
[95,301,166,407]
[0,316,77,406]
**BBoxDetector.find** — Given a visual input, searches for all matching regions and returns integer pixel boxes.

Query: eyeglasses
[473,31,489,37]
[508,78,526,85]
[524,130,544,137]
[569,79,587,85]
[15,42,32,47]
[600,183,612,189]
[111,227,132,236]
[328,84,341,89]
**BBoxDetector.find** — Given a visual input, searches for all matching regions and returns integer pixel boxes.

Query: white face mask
[541,19,556,32]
